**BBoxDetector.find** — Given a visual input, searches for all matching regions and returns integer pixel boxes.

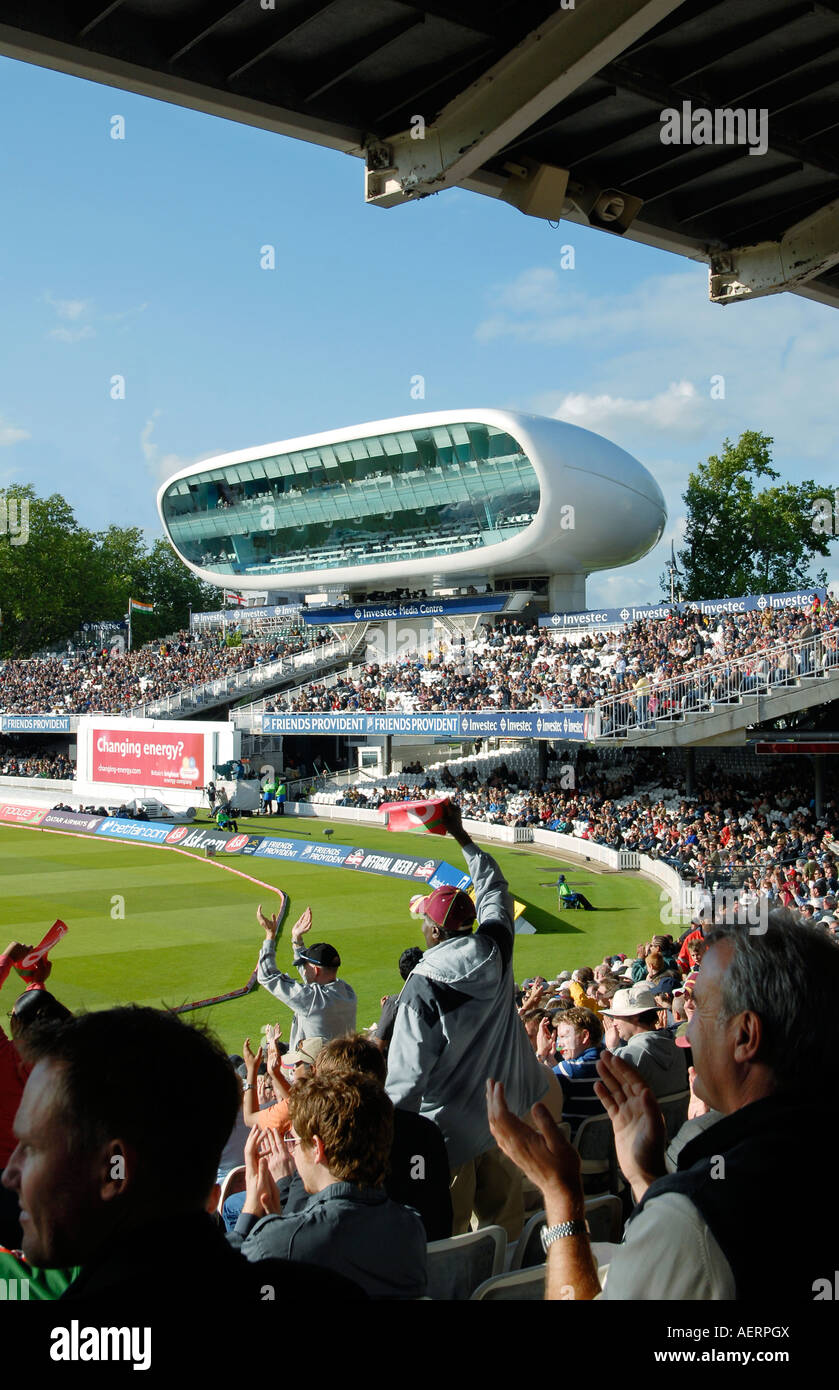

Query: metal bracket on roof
[709,198,839,304]
[363,0,687,210]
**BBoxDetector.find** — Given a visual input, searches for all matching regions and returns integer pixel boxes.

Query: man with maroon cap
[385,803,562,1237]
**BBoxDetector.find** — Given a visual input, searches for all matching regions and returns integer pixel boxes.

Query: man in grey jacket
[385,802,562,1236]
[230,1071,426,1298]
[600,983,687,1097]
[256,903,357,1050]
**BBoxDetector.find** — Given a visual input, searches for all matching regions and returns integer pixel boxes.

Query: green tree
[0,485,223,656]
[0,485,96,653]
[664,432,833,601]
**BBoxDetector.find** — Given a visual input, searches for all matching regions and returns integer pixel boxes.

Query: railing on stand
[593,629,839,739]
[127,635,357,720]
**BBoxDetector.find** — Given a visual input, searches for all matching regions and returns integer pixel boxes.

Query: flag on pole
[129,598,154,613]
[224,591,247,607]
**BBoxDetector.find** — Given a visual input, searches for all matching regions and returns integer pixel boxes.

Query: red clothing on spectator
[677,928,704,973]
[0,952,27,1167]
[0,1034,24,1168]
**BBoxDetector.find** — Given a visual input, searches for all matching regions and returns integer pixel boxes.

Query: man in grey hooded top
[385,801,562,1236]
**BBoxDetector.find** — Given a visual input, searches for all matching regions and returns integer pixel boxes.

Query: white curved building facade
[158,409,666,609]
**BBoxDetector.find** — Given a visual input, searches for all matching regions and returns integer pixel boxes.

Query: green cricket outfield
[0,816,664,1055]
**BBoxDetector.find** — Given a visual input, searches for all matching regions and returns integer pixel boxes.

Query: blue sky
[1,53,837,609]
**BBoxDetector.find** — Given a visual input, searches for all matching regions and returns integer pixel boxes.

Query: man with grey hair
[487,911,839,1300]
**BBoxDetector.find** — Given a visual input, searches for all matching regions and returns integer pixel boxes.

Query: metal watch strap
[540,1220,587,1252]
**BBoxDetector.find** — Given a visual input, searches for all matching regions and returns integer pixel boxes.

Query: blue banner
[84,814,463,886]
[252,833,443,884]
[539,588,828,628]
[263,713,461,736]
[302,594,508,625]
[264,710,592,740]
[459,710,596,739]
[15,802,482,893]
[0,715,72,732]
[97,817,172,843]
[190,603,302,629]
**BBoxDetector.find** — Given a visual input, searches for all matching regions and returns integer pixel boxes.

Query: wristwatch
[242,1082,254,1092]
[540,1220,587,1252]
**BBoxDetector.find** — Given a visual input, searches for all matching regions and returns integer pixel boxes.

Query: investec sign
[538,587,828,628]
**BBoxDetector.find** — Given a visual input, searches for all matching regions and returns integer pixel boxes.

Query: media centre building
[158,409,666,612]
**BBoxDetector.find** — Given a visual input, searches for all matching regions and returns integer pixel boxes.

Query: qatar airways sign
[91,729,204,789]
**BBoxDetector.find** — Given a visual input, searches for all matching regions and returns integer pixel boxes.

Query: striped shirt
[553,1044,606,1134]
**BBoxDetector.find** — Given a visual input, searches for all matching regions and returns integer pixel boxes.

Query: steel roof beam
[710,195,839,301]
[365,0,688,207]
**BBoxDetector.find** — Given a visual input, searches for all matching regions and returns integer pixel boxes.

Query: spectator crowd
[1,800,836,1306]
[271,599,838,721]
[334,749,839,905]
[0,626,327,716]
[0,743,73,780]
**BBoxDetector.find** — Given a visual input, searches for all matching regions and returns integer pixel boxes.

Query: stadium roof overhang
[3,0,839,309]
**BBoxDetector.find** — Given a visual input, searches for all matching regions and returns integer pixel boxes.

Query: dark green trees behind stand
[0,484,221,655]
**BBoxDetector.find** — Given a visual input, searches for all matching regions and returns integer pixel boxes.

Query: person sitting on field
[549,874,596,911]
[216,804,239,833]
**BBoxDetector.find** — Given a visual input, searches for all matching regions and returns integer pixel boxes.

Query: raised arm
[256,905,311,1007]
[439,802,515,945]
[241,1037,264,1127]
[487,1080,601,1301]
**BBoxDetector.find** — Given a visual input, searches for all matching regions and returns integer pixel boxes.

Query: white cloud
[104,303,149,326]
[587,568,666,608]
[43,293,92,321]
[42,291,96,343]
[48,324,95,344]
[548,380,706,438]
[481,264,839,474]
[141,413,202,488]
[41,293,148,343]
[0,416,30,446]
